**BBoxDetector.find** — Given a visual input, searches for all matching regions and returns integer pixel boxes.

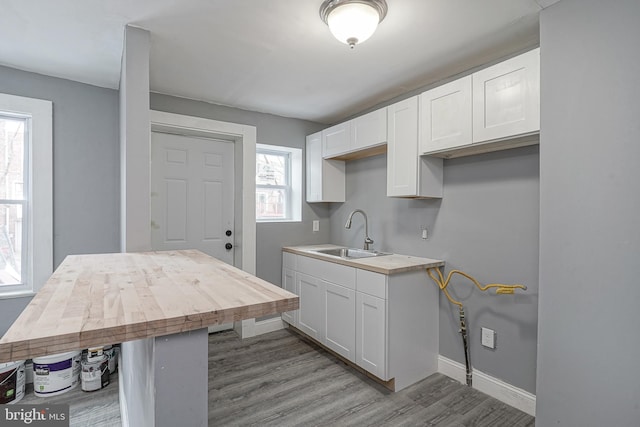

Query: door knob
[226,230,232,236]
[225,243,233,250]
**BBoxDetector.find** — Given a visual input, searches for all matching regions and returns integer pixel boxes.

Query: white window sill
[0,290,37,300]
[257,219,302,224]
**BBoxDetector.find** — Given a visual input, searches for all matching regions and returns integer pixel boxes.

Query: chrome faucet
[345,209,374,250]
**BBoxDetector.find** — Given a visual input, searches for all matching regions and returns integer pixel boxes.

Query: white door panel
[151,132,235,264]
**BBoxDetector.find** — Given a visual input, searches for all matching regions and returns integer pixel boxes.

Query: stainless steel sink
[311,247,391,259]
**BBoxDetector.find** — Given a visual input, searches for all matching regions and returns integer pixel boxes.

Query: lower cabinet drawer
[356,269,387,299]
[297,255,356,289]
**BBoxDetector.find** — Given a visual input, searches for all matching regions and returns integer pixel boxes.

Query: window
[256,144,301,222]
[0,94,52,297]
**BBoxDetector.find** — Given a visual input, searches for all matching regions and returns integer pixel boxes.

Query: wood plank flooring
[208,328,534,427]
[19,328,535,426]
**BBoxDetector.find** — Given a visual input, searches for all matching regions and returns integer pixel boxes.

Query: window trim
[0,93,52,298]
[256,144,302,223]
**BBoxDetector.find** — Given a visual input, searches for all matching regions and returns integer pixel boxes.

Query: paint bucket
[103,345,117,374]
[86,346,104,362]
[81,355,109,392]
[33,351,81,397]
[0,361,25,404]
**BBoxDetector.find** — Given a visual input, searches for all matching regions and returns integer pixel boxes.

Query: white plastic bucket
[33,351,81,397]
[0,360,25,404]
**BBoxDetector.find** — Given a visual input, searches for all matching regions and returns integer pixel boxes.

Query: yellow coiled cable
[426,267,527,307]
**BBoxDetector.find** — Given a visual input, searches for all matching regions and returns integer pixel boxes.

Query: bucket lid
[32,350,81,363]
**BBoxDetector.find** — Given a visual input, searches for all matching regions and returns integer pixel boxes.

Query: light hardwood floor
[20,328,535,426]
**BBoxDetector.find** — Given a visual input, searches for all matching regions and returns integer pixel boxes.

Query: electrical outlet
[421,228,428,240]
[481,327,496,349]
[312,220,319,232]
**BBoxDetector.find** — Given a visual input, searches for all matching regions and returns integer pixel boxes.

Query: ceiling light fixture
[319,0,388,49]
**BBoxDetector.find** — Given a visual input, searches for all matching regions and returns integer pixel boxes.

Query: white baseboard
[254,317,285,335]
[233,319,255,338]
[208,322,233,333]
[438,355,536,417]
[233,317,285,338]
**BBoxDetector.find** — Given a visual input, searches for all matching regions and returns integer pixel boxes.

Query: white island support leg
[120,328,209,427]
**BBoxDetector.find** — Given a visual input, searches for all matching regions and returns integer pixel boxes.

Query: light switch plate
[312,220,319,232]
[481,327,496,349]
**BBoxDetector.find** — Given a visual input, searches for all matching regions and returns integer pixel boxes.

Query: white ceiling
[0,0,548,124]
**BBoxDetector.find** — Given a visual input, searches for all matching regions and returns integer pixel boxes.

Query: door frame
[148,110,256,275]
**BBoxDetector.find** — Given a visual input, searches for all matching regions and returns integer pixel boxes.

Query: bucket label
[0,404,69,426]
[0,364,25,404]
[34,359,72,373]
[34,366,49,376]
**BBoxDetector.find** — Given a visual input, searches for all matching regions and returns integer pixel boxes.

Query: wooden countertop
[0,250,298,363]
[283,244,444,275]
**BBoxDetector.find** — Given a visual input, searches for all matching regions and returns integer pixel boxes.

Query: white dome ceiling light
[319,0,388,49]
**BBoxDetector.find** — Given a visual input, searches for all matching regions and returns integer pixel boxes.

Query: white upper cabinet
[387,96,443,198]
[322,107,387,160]
[420,76,473,153]
[472,48,540,143]
[350,108,387,152]
[420,48,540,158]
[306,131,345,203]
[322,122,350,159]
[387,97,419,196]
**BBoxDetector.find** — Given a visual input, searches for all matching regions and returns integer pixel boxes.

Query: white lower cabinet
[281,267,297,326]
[281,252,299,327]
[356,292,387,380]
[282,251,438,391]
[323,281,356,362]
[297,273,324,341]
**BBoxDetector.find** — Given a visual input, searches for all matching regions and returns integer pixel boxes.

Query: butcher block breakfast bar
[0,249,299,427]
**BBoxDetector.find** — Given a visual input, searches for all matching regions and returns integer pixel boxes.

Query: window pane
[256,188,288,220]
[0,117,26,200]
[256,152,287,186]
[0,203,23,286]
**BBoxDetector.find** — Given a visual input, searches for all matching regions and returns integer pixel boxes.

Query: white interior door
[151,132,234,263]
[151,132,235,332]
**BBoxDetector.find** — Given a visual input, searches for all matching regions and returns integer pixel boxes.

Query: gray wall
[329,146,540,393]
[536,0,640,425]
[150,93,329,287]
[120,25,151,252]
[0,65,120,336]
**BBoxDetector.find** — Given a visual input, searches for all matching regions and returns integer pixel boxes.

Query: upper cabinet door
[472,48,540,143]
[306,132,323,203]
[306,132,345,203]
[420,76,472,153]
[351,108,387,152]
[387,97,419,197]
[322,122,351,159]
